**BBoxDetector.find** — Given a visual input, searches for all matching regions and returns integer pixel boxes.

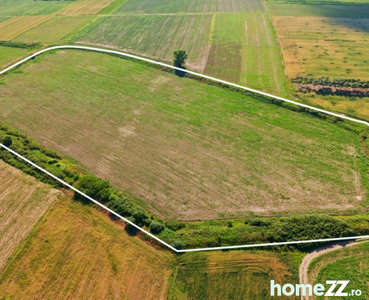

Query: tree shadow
[175,67,187,77]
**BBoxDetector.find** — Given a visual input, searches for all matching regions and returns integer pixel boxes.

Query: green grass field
[0,0,71,16]
[169,251,299,300]
[77,14,213,72]
[0,196,173,299]
[112,0,264,13]
[0,45,30,68]
[205,13,288,95]
[309,242,369,299]
[0,49,367,220]
[13,16,94,44]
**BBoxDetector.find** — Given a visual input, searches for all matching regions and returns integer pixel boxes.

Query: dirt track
[299,240,361,300]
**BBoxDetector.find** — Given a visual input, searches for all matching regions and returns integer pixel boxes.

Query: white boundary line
[1,45,369,253]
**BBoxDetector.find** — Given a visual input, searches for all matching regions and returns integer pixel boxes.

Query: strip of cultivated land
[0,15,52,41]
[59,0,116,15]
[77,14,213,72]
[12,16,94,44]
[308,242,369,299]
[0,49,367,220]
[0,197,173,299]
[0,160,59,271]
[0,0,72,16]
[76,10,288,95]
[111,0,264,13]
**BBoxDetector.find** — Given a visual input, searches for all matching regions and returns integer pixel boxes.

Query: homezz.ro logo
[270,280,362,297]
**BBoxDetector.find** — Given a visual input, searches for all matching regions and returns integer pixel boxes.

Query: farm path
[299,240,361,300]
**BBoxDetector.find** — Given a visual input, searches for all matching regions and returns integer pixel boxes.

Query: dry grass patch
[0,15,52,41]
[0,197,173,299]
[0,160,59,271]
[13,16,94,44]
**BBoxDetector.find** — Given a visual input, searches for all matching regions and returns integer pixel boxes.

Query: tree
[173,50,188,69]
[1,136,12,147]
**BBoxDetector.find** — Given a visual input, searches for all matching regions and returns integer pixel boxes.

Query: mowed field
[270,4,369,119]
[0,160,59,271]
[0,50,366,220]
[0,15,52,41]
[0,197,173,299]
[169,251,298,300]
[308,242,369,299]
[272,16,369,80]
[112,0,264,13]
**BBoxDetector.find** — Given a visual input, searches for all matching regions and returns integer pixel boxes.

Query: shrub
[150,221,165,234]
[249,219,271,227]
[75,175,112,203]
[173,240,186,250]
[1,135,12,147]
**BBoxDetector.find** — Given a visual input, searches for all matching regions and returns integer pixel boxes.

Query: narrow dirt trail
[299,241,361,300]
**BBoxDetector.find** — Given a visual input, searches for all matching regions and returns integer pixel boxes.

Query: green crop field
[77,11,287,94]
[112,0,264,13]
[308,242,369,299]
[77,14,213,72]
[13,16,94,44]
[205,13,288,95]
[0,196,173,299]
[0,160,59,271]
[0,0,71,16]
[169,251,299,300]
[0,49,367,220]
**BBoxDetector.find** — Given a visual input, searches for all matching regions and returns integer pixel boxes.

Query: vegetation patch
[168,251,299,300]
[308,242,369,299]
